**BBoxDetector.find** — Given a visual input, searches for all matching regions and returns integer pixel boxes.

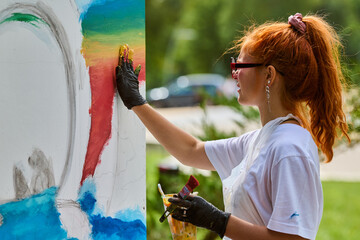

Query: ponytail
[302,15,350,162]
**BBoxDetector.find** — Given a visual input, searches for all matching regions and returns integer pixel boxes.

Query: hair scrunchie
[288,13,306,34]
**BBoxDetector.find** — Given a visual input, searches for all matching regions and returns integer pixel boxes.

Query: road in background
[145,105,258,144]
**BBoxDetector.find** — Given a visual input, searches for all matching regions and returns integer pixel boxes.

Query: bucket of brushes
[158,175,199,240]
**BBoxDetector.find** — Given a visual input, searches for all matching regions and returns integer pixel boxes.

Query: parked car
[147,73,226,108]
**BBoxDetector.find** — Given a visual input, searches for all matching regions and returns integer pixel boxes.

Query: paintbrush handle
[159,204,177,222]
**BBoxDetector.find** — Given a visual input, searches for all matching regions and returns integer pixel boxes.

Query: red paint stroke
[80,54,145,185]
[80,58,116,184]
[137,59,146,82]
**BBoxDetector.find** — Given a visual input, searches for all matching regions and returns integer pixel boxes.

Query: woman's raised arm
[132,104,214,170]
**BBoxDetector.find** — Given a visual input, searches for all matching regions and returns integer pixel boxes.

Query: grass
[146,144,173,240]
[146,144,360,240]
[317,181,360,240]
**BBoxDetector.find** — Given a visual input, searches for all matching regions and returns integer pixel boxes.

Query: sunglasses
[231,57,285,78]
[230,57,263,79]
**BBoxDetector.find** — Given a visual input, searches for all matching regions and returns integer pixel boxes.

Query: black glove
[169,195,231,239]
[115,51,146,109]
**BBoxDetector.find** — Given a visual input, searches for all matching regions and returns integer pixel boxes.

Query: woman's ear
[265,65,277,86]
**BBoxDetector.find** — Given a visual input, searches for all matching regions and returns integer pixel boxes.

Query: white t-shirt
[205,124,323,240]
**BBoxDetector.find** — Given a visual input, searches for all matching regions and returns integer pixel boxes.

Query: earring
[266,80,271,112]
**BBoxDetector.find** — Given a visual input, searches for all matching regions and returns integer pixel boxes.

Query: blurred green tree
[146,0,360,88]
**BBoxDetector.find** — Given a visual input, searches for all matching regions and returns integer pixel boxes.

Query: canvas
[0,0,146,239]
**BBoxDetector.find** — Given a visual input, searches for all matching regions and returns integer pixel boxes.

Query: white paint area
[0,20,68,199]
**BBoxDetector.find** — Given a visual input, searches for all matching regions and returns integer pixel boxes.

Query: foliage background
[146,0,360,89]
[145,0,360,239]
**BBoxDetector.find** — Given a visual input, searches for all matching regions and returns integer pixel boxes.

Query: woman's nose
[232,69,239,80]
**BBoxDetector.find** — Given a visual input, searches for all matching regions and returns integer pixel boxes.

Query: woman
[116,13,350,240]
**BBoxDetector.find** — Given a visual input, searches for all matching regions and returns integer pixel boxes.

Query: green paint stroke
[0,13,47,28]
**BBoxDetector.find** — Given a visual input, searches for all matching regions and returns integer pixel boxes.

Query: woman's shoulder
[267,124,318,163]
[272,123,313,144]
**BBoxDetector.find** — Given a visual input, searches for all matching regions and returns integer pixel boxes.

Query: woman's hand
[169,195,231,238]
[115,44,146,109]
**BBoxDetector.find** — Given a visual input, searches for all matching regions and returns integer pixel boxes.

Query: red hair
[232,14,350,162]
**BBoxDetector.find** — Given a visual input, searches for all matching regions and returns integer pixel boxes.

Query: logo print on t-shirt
[290,211,300,219]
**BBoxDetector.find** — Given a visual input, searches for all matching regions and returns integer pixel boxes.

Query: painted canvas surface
[0,0,146,239]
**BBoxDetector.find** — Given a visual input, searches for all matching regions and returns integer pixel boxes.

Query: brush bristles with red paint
[178,175,199,199]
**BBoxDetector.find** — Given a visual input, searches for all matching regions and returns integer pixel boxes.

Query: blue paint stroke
[290,212,300,219]
[0,179,145,240]
[91,215,146,240]
[115,207,145,226]
[0,187,72,240]
[75,0,109,21]
[78,178,146,240]
[76,0,145,33]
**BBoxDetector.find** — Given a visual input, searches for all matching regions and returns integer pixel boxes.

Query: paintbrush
[158,183,165,198]
[159,175,199,223]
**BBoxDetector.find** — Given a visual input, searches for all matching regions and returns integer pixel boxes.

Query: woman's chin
[237,96,252,106]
